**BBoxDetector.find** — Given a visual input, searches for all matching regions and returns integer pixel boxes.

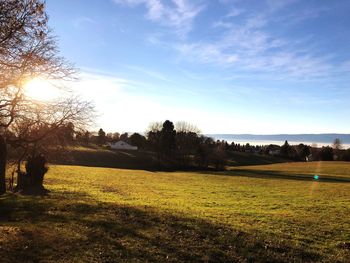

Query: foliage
[333,138,342,150]
[319,146,334,161]
[296,143,310,161]
[97,128,106,145]
[129,133,147,149]
[280,140,292,158]
[160,120,176,156]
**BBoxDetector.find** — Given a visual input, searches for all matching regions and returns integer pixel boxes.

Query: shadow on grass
[0,192,323,263]
[209,169,350,183]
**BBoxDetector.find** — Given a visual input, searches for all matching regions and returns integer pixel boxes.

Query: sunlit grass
[1,162,350,262]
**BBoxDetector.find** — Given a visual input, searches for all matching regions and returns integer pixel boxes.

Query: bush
[15,154,49,195]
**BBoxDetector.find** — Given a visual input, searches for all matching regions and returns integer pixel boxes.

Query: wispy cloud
[113,0,205,36]
[72,16,97,28]
[113,0,346,79]
[266,0,297,11]
[171,0,340,79]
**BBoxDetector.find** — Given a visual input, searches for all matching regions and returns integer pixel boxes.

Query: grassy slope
[48,145,289,169]
[227,151,289,166]
[0,162,350,262]
[50,145,160,170]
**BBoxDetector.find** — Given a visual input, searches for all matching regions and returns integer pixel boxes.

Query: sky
[43,0,350,134]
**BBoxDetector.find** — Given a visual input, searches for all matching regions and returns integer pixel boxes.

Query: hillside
[48,145,289,169]
[49,145,160,170]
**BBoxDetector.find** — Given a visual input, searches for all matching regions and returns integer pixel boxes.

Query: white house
[107,141,138,150]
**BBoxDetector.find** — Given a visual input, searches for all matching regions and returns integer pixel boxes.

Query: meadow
[0,162,349,262]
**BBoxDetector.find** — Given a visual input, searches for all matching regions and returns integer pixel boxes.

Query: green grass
[1,162,350,262]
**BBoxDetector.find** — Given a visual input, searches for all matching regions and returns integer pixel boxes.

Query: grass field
[1,162,350,262]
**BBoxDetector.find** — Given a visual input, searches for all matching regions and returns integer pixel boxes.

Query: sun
[24,78,61,101]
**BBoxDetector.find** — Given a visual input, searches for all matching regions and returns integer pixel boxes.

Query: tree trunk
[0,135,7,195]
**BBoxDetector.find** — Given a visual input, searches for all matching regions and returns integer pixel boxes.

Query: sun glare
[24,78,61,101]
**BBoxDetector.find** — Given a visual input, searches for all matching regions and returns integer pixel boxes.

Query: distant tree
[147,122,163,133]
[97,128,106,145]
[297,143,310,161]
[210,146,228,170]
[57,122,75,145]
[176,131,200,167]
[129,133,147,149]
[175,121,200,134]
[280,140,292,158]
[333,138,342,150]
[83,131,91,145]
[341,149,350,161]
[174,121,200,167]
[160,120,176,156]
[195,136,216,168]
[106,133,113,142]
[146,121,163,151]
[120,132,128,142]
[319,146,334,161]
[112,132,120,142]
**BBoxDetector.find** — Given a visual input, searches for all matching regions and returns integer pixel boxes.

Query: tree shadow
[205,169,350,183]
[0,192,325,263]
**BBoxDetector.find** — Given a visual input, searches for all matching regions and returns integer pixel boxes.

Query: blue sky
[45,0,350,134]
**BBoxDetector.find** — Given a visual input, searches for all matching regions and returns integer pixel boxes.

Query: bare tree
[146,121,163,133]
[175,121,201,167]
[333,138,342,150]
[175,121,201,134]
[0,0,77,194]
[7,97,94,193]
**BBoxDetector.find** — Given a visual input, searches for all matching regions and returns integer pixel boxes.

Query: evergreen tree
[97,128,106,145]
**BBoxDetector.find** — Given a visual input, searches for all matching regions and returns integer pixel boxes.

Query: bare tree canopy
[0,0,91,194]
[0,0,74,87]
[0,0,75,129]
[175,121,201,134]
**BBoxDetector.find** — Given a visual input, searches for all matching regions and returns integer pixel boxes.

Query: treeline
[93,121,228,170]
[220,140,350,162]
[23,120,350,170]
[268,140,350,161]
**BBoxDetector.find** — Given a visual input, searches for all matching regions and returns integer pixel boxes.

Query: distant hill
[209,134,350,146]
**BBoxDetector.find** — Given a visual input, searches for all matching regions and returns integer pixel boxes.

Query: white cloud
[113,0,205,36]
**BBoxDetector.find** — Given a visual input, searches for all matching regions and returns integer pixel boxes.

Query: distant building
[107,141,138,150]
